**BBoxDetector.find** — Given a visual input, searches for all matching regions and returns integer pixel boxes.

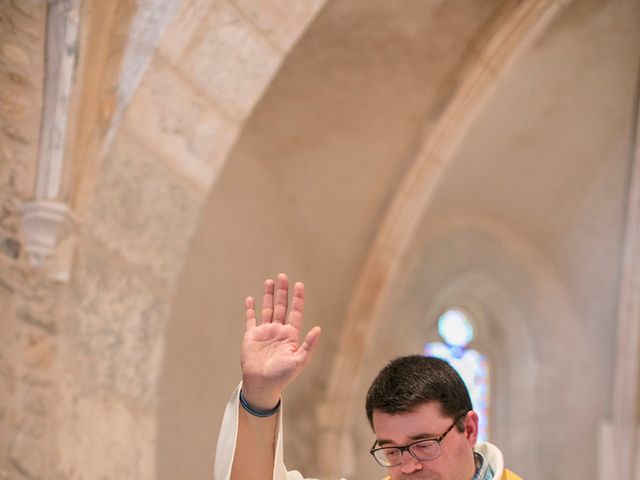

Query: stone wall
[0,0,327,478]
[0,1,44,252]
[0,2,58,478]
[1,1,639,479]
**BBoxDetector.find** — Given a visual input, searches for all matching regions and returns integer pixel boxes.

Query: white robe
[214,383,507,480]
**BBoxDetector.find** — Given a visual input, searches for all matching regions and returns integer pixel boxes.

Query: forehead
[372,401,450,443]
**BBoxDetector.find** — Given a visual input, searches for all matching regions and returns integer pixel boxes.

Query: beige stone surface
[2,271,64,480]
[230,0,326,51]
[123,57,239,191]
[68,243,169,406]
[160,1,640,479]
[86,131,203,284]
[0,280,16,477]
[159,1,510,477]
[0,2,45,239]
[114,0,182,113]
[157,0,213,64]
[9,362,58,478]
[9,414,48,478]
[66,0,138,213]
[180,1,282,118]
[1,1,639,479]
[58,385,156,480]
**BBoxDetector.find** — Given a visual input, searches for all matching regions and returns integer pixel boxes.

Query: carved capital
[19,200,75,274]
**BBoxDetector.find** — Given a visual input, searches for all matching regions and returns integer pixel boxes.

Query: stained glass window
[424,309,490,442]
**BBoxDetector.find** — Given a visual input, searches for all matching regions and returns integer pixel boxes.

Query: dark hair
[365,355,472,431]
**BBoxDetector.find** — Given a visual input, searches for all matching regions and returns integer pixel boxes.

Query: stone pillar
[20,0,79,282]
[608,67,640,480]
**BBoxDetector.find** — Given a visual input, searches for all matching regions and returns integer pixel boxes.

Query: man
[214,274,521,480]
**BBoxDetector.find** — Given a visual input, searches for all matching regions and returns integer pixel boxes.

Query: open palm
[240,274,320,409]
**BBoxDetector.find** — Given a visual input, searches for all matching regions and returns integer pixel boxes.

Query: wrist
[239,389,281,417]
[240,381,281,411]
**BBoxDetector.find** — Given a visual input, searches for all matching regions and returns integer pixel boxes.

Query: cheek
[441,440,476,477]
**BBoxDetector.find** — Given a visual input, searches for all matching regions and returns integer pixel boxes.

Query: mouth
[399,473,440,480]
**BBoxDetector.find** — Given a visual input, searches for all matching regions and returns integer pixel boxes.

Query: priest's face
[371,402,478,480]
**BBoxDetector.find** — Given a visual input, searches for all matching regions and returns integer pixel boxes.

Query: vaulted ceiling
[159,1,640,479]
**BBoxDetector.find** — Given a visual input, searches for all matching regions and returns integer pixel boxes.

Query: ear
[464,411,479,445]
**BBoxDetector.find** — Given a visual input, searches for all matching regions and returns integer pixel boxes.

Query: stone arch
[336,213,589,478]
[52,1,331,479]
[2,1,638,479]
[110,0,329,194]
[315,1,572,477]
[157,1,555,477]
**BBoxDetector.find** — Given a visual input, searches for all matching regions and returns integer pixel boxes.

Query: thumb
[295,326,321,367]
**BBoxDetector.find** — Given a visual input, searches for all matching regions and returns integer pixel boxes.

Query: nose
[399,450,423,474]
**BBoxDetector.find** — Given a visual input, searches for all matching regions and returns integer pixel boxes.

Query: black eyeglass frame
[369,412,468,467]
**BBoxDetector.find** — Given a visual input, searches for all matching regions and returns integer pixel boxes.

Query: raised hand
[240,273,321,410]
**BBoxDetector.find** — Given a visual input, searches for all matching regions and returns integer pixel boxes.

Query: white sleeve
[213,383,308,480]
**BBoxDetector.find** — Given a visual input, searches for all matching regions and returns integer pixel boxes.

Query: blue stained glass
[424,342,490,443]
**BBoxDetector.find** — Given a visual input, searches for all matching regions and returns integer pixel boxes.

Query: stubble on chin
[394,472,442,480]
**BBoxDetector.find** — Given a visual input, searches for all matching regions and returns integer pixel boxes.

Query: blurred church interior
[0,0,639,479]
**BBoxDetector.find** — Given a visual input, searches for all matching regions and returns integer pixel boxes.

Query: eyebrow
[375,433,439,447]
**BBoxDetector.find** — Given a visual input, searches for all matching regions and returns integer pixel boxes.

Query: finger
[295,326,321,367]
[261,279,275,324]
[287,282,304,330]
[244,296,256,330]
[273,273,289,324]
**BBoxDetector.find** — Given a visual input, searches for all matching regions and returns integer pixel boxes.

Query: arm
[230,274,321,480]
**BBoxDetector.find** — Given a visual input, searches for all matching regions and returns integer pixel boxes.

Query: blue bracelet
[239,389,281,417]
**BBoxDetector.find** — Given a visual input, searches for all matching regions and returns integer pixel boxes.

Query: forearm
[215,385,282,480]
[223,274,319,480]
[231,407,279,480]
[231,385,282,480]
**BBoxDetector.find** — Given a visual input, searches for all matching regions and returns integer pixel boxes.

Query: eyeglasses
[369,414,466,467]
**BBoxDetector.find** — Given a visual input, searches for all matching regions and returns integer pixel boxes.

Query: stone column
[20,0,80,281]
[609,65,640,480]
